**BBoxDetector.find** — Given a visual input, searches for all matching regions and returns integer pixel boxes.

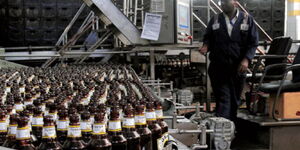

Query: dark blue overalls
[203,11,259,120]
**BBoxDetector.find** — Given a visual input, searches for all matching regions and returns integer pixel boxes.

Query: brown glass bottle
[108,105,127,150]
[154,101,168,134]
[62,114,86,150]
[32,107,44,145]
[0,109,8,145]
[80,111,92,144]
[98,104,108,123]
[146,101,162,150]
[38,115,62,150]
[48,103,58,122]
[24,93,33,106]
[135,102,152,150]
[14,116,36,150]
[3,114,19,148]
[123,104,141,150]
[57,108,69,145]
[14,96,24,112]
[87,112,112,150]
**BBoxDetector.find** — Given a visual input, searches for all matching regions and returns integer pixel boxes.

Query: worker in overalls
[199,0,259,121]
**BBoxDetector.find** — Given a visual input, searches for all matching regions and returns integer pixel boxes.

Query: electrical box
[176,0,193,44]
[148,0,192,45]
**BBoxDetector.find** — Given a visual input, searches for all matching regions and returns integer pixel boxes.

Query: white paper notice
[141,13,162,41]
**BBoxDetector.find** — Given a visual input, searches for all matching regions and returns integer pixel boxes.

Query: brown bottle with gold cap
[80,111,92,144]
[14,96,24,113]
[145,100,162,150]
[108,104,127,150]
[38,115,62,150]
[123,103,141,150]
[14,116,36,150]
[135,101,152,150]
[32,107,44,145]
[87,112,112,150]
[3,114,19,148]
[62,114,86,150]
[0,109,7,145]
[154,101,168,134]
[48,103,58,122]
[57,108,69,145]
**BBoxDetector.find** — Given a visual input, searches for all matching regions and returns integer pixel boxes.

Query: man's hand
[238,58,249,73]
[199,44,208,55]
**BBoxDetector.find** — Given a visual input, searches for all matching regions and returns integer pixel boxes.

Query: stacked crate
[24,0,41,46]
[40,0,58,46]
[7,0,24,46]
[192,0,285,41]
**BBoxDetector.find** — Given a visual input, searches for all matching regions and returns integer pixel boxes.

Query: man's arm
[245,15,259,61]
[199,17,215,54]
[239,15,259,73]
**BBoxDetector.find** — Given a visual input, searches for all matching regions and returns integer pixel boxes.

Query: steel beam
[75,30,114,63]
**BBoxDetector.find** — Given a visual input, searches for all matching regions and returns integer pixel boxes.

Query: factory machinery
[0,63,235,150]
[0,0,299,150]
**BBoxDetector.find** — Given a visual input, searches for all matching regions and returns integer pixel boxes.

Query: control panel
[176,0,192,44]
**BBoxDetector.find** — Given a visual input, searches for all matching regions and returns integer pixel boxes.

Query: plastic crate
[8,6,23,18]
[24,5,41,18]
[25,18,40,30]
[40,18,56,30]
[41,3,57,18]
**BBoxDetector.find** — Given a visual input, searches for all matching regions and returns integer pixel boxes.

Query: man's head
[220,0,237,15]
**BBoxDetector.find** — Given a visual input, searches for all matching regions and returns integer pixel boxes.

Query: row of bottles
[0,64,169,150]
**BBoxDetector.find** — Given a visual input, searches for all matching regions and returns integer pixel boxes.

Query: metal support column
[150,49,155,80]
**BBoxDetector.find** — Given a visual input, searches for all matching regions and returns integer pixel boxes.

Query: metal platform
[236,110,300,150]
[82,0,149,45]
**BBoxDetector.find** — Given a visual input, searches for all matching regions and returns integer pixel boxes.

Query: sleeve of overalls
[202,17,215,50]
[244,15,259,61]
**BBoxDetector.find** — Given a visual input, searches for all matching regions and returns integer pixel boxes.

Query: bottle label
[90,116,95,124]
[42,126,56,138]
[93,123,106,135]
[39,105,46,112]
[67,125,81,138]
[108,120,122,132]
[157,132,169,150]
[82,97,89,105]
[57,120,69,131]
[99,93,107,104]
[20,87,25,93]
[24,100,33,106]
[12,109,16,114]
[15,103,24,112]
[8,124,17,136]
[80,121,92,132]
[106,107,111,116]
[145,111,156,121]
[32,117,43,127]
[5,87,11,93]
[155,109,164,119]
[135,115,146,125]
[0,121,7,132]
[16,126,31,140]
[48,113,57,121]
[122,117,135,128]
